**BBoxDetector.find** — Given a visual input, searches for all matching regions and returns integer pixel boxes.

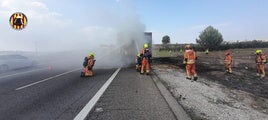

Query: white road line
[74,68,121,120]
[15,68,81,90]
[0,68,47,80]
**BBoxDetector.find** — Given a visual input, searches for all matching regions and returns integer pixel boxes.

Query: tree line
[158,40,268,52]
[160,26,268,52]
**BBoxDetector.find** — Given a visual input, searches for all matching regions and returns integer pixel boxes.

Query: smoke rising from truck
[0,0,147,69]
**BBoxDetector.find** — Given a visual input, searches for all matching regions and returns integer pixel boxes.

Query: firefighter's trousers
[186,63,197,78]
[84,66,93,76]
[141,59,150,74]
[257,64,265,78]
[225,62,232,73]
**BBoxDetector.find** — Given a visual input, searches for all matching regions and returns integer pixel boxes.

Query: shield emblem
[9,12,28,30]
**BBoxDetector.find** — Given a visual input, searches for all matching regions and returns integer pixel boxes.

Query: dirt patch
[152,56,268,99]
[151,57,268,120]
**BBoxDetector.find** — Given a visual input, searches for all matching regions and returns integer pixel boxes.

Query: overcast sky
[0,0,268,51]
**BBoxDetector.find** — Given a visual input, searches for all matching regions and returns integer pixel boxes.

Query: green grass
[154,48,268,58]
[153,50,181,57]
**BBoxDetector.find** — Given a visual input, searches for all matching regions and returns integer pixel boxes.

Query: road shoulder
[151,71,191,120]
[86,68,177,120]
[152,64,268,120]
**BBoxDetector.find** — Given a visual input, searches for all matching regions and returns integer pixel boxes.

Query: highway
[0,64,118,120]
[0,62,187,120]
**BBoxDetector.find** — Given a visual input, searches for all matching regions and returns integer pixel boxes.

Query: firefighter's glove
[183,58,187,64]
[88,66,92,70]
[92,60,96,66]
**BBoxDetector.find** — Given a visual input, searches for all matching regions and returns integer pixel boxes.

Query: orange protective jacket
[141,48,152,59]
[183,50,196,64]
[87,56,95,69]
[256,54,267,64]
[224,54,232,64]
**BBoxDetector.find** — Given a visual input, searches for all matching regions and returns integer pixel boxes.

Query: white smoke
[0,0,147,68]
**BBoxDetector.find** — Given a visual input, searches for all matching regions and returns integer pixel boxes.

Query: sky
[0,0,268,51]
[133,0,268,44]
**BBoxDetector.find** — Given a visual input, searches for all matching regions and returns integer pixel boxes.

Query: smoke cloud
[0,0,147,69]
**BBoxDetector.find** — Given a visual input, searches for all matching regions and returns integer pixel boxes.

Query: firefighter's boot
[186,76,191,80]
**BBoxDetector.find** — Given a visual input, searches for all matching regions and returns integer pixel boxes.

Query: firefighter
[81,52,96,77]
[135,53,142,72]
[255,49,267,79]
[224,50,233,73]
[205,49,209,54]
[183,44,198,80]
[140,43,152,75]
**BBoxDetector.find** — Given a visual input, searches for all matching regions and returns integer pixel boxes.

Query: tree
[196,26,223,50]
[162,35,170,44]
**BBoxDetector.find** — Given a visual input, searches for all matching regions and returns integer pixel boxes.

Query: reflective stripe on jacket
[256,54,267,64]
[184,50,196,64]
[224,55,232,64]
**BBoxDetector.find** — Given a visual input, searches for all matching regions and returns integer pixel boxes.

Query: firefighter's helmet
[89,52,94,57]
[185,44,191,49]
[256,49,262,54]
[144,43,149,48]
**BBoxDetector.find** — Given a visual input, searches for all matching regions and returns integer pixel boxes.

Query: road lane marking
[15,68,81,90]
[74,68,121,120]
[0,68,47,80]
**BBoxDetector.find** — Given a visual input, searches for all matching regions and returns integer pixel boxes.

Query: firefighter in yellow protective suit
[183,45,198,80]
[255,49,267,79]
[205,49,209,54]
[81,52,96,77]
[140,43,152,75]
[135,53,142,72]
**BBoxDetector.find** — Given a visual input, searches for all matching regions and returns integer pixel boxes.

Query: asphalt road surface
[0,65,180,120]
[86,68,176,120]
[0,65,117,120]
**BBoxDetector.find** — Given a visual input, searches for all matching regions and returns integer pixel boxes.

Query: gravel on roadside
[152,64,268,120]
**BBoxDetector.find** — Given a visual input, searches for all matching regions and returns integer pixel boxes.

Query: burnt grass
[152,57,268,99]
